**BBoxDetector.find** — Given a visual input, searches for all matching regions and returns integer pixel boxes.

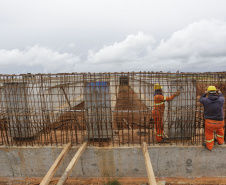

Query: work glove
[216,89,221,93]
[175,90,180,96]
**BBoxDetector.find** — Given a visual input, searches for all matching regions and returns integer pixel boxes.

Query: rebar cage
[0,72,225,147]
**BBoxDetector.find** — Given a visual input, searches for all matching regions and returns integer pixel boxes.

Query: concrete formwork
[84,75,119,139]
[1,78,84,138]
[85,81,112,139]
[2,82,31,138]
[166,79,196,139]
[0,145,226,178]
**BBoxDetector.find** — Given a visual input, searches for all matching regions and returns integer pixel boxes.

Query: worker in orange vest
[199,86,225,151]
[152,84,180,143]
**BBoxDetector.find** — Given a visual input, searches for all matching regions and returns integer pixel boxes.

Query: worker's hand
[216,89,222,93]
[175,90,180,96]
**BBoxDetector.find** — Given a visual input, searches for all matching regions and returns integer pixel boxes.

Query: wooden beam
[54,95,83,111]
[60,87,81,129]
[57,142,87,185]
[142,142,157,185]
[40,142,72,185]
[123,118,131,130]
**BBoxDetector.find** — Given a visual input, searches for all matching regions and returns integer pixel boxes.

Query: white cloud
[154,19,226,59]
[0,45,80,73]
[86,19,226,72]
[149,19,226,71]
[87,32,155,64]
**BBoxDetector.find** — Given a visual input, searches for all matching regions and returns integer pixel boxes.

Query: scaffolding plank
[142,142,157,185]
[57,142,87,185]
[40,142,72,185]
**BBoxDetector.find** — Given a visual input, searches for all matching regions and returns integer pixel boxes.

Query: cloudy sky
[0,0,226,74]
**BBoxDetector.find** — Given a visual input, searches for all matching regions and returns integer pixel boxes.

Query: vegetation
[103,179,121,185]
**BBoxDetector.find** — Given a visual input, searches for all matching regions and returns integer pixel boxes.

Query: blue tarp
[86,82,108,87]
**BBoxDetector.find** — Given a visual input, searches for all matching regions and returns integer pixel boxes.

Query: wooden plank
[123,118,131,130]
[57,142,88,185]
[142,142,157,185]
[54,95,83,111]
[60,87,81,129]
[40,142,72,185]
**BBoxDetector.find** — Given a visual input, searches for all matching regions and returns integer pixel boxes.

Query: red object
[152,94,175,142]
[205,119,224,150]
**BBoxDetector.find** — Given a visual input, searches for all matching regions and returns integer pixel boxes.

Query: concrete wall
[1,145,226,178]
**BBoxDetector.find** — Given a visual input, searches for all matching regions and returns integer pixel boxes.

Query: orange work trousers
[205,119,225,150]
[152,107,164,142]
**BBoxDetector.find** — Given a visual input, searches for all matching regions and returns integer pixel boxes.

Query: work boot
[162,136,169,140]
[157,138,169,143]
[214,138,224,145]
[203,143,211,151]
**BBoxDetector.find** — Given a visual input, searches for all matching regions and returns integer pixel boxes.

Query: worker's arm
[164,94,175,101]
[164,90,180,101]
[199,92,207,104]
[218,91,225,104]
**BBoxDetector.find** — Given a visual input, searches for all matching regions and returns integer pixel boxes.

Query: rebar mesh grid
[0,72,225,147]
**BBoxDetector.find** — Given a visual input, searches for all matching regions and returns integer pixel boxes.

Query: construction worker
[152,83,180,143]
[199,86,225,151]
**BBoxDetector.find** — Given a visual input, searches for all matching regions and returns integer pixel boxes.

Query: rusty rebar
[0,72,225,147]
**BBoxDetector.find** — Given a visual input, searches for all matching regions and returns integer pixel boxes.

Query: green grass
[103,179,121,185]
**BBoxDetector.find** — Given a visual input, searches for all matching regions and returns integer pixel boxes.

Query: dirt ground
[1,177,226,185]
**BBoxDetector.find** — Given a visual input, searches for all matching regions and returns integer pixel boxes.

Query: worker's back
[199,94,224,121]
